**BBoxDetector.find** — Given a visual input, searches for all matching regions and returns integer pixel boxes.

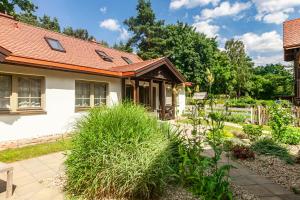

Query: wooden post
[121,78,125,102]
[134,79,139,104]
[149,80,153,111]
[161,81,166,120]
[250,106,254,124]
[172,83,176,119]
[6,169,13,198]
[258,106,261,125]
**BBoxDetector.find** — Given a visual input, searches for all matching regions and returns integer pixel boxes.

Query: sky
[31,0,300,66]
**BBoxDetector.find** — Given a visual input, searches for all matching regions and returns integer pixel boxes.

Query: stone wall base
[0,133,72,151]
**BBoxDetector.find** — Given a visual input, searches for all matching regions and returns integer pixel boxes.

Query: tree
[251,64,293,99]
[124,0,165,59]
[0,0,37,16]
[39,15,60,32]
[225,39,253,97]
[163,23,219,88]
[63,27,96,41]
[113,41,133,53]
[17,12,39,26]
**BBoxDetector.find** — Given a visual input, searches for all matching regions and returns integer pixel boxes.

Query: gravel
[230,183,260,200]
[237,154,300,192]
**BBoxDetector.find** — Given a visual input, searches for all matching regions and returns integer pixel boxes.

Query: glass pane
[18,78,30,97]
[48,39,64,51]
[76,82,90,98]
[94,84,106,98]
[0,75,11,98]
[76,98,90,107]
[31,98,41,107]
[18,98,30,108]
[0,98,10,109]
[30,79,41,97]
[94,98,100,106]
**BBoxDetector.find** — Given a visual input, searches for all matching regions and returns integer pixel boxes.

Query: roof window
[96,50,113,62]
[122,56,133,64]
[45,37,65,52]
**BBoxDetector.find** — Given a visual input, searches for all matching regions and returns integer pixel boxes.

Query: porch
[119,58,186,120]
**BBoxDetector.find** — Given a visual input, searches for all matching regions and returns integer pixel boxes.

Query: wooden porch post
[134,79,139,104]
[121,78,125,102]
[172,83,176,119]
[161,81,166,120]
[149,80,153,111]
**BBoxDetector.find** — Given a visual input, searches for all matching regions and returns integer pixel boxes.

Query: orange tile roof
[0,13,143,73]
[283,18,300,49]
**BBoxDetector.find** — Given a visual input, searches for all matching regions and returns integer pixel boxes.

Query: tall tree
[39,15,60,32]
[225,39,253,97]
[163,23,219,88]
[124,0,165,59]
[63,27,95,41]
[0,0,37,16]
[113,41,133,53]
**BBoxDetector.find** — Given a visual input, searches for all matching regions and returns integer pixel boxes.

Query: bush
[243,125,263,141]
[65,104,179,199]
[232,145,255,160]
[224,113,247,123]
[280,127,300,145]
[225,97,256,108]
[251,138,294,164]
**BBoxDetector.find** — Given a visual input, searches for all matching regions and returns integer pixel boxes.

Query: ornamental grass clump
[65,104,179,199]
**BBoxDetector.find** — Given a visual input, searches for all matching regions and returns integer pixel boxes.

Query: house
[0,13,186,143]
[284,18,300,105]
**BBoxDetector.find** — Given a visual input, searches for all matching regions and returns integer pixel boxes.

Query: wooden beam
[172,83,176,119]
[134,79,139,104]
[149,79,153,111]
[121,78,125,102]
[161,81,166,120]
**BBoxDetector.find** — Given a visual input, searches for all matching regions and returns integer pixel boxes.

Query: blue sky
[31,0,300,66]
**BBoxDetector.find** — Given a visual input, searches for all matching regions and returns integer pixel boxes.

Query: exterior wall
[0,64,122,142]
[177,86,186,116]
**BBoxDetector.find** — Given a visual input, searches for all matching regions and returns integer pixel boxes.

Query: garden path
[0,152,65,200]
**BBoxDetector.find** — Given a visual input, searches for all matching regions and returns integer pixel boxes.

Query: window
[18,77,42,109]
[0,75,11,109]
[75,81,107,109]
[94,83,106,106]
[95,50,113,62]
[122,56,133,64]
[75,82,91,107]
[45,37,65,52]
[0,74,45,114]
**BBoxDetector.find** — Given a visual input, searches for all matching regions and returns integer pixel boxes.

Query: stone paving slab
[0,152,65,200]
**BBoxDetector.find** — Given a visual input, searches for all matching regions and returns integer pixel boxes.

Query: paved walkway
[204,149,300,200]
[0,152,65,200]
[0,150,299,200]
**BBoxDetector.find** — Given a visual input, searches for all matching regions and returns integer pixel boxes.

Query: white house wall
[0,64,121,142]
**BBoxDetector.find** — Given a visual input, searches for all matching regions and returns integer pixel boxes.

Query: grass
[251,138,294,164]
[65,104,179,199]
[0,138,72,163]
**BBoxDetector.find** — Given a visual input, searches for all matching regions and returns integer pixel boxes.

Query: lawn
[0,138,72,163]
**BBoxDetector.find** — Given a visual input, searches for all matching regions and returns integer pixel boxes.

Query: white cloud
[199,1,251,20]
[119,28,130,41]
[169,0,220,10]
[252,0,300,24]
[100,19,129,41]
[192,20,220,38]
[253,54,287,66]
[100,7,107,14]
[236,31,283,53]
[100,19,120,31]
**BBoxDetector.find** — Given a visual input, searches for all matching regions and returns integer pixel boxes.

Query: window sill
[75,107,91,112]
[0,109,47,115]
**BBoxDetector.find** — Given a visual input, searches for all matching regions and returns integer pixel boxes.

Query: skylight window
[122,56,133,64]
[95,50,113,62]
[45,37,65,52]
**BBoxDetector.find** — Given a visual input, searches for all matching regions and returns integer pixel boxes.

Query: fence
[185,105,300,127]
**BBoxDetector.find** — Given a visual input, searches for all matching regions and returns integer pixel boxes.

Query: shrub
[268,102,293,141]
[223,113,247,124]
[232,145,255,160]
[280,127,300,145]
[243,125,263,141]
[251,138,294,164]
[225,97,256,108]
[65,104,179,199]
